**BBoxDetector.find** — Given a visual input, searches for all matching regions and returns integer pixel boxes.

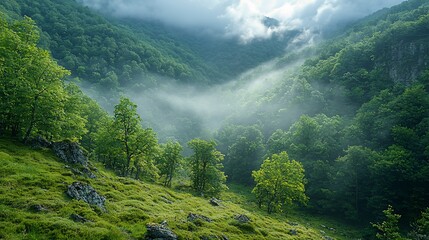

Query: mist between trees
[2,1,429,238]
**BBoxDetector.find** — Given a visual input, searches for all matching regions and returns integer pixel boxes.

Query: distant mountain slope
[238,0,429,224]
[120,19,300,82]
[301,0,429,102]
[0,0,300,90]
[264,0,429,120]
[0,0,207,89]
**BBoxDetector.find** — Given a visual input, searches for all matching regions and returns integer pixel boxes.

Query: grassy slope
[0,139,359,239]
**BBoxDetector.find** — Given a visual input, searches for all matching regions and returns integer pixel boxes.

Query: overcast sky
[79,0,406,42]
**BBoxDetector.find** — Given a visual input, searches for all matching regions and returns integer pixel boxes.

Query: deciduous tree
[187,139,227,196]
[372,205,404,240]
[113,97,141,176]
[252,151,307,214]
[95,97,159,180]
[157,140,183,187]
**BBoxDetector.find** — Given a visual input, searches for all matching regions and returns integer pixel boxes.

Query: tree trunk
[200,161,208,193]
[133,162,139,180]
[166,174,172,187]
[125,143,131,176]
[166,166,173,187]
[23,95,39,142]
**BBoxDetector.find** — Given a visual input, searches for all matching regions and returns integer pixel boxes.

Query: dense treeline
[0,15,227,197]
[124,19,300,81]
[0,16,89,141]
[2,0,429,238]
[234,2,429,231]
[0,0,300,90]
[215,0,429,229]
[0,0,198,90]
[219,84,429,223]
[269,0,429,223]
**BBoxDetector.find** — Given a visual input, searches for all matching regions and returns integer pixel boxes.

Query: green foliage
[287,82,429,221]
[372,205,404,240]
[1,0,429,236]
[345,85,429,219]
[187,139,227,196]
[252,152,308,214]
[370,146,416,215]
[254,0,429,131]
[0,0,299,89]
[0,139,348,240]
[265,115,344,214]
[0,0,201,94]
[60,83,89,141]
[284,114,344,163]
[124,19,300,82]
[76,89,110,152]
[216,125,265,185]
[156,140,183,187]
[93,118,123,170]
[409,208,429,239]
[113,97,142,176]
[333,146,379,220]
[298,0,429,107]
[0,16,91,141]
[94,97,159,180]
[12,0,195,87]
[352,85,429,149]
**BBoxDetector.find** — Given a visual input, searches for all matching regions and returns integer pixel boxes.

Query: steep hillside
[0,0,207,89]
[0,139,358,239]
[229,0,429,226]
[0,0,300,89]
[301,0,429,106]
[251,0,429,131]
[121,19,300,81]
[2,0,429,239]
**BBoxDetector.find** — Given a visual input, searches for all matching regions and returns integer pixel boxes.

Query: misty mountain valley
[1,0,429,239]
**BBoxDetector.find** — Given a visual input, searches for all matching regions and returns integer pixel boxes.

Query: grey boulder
[67,182,106,211]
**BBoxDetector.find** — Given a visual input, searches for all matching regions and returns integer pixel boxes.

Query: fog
[77,0,407,142]
[78,0,405,42]
[123,57,303,141]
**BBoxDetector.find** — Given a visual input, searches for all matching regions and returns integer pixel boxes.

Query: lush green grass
[0,139,361,239]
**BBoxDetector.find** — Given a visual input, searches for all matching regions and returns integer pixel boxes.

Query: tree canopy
[252,152,308,214]
[0,16,87,141]
[187,139,227,197]
[94,97,159,180]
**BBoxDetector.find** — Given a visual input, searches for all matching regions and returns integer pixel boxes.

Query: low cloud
[79,0,405,42]
[131,60,288,131]
[108,57,305,143]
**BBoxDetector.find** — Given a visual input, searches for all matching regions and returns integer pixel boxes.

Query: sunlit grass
[0,139,361,239]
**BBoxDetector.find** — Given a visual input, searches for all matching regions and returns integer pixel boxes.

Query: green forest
[1,0,429,239]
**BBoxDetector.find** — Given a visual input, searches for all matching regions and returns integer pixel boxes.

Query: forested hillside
[121,19,300,82]
[0,0,299,90]
[0,15,346,239]
[225,0,429,226]
[0,0,199,90]
[1,0,429,239]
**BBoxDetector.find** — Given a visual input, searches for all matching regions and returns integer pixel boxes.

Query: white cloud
[128,59,294,133]
[221,0,288,43]
[79,0,406,42]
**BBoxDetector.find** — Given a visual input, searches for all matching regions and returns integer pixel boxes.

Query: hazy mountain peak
[77,0,406,43]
